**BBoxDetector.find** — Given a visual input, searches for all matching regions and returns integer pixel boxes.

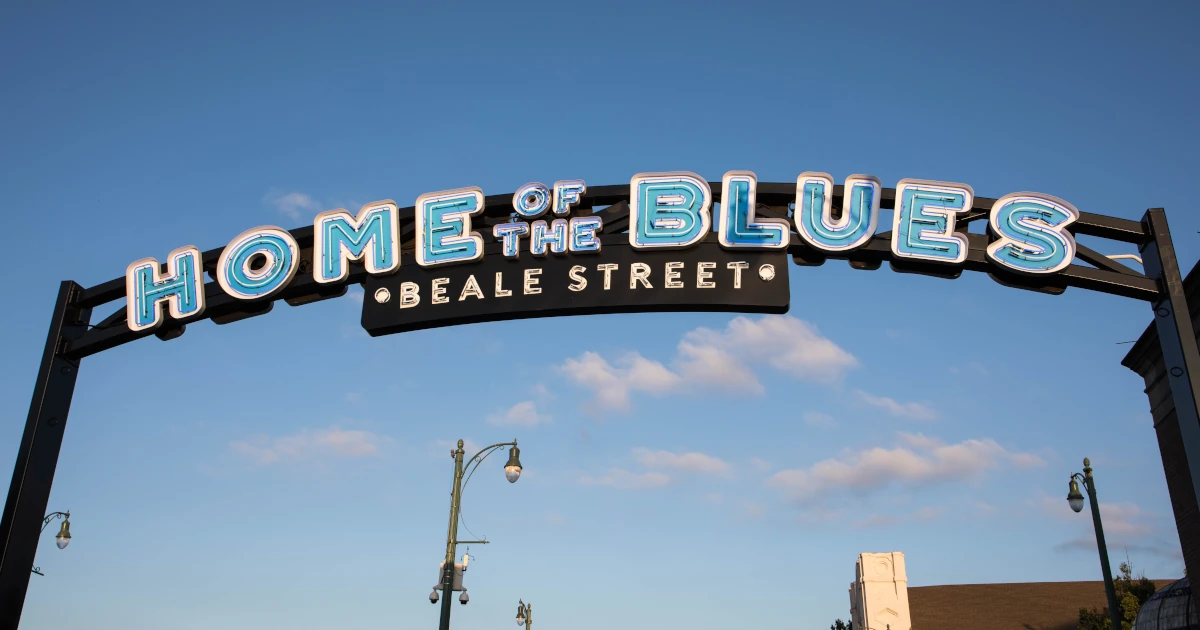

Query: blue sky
[3,1,1199,628]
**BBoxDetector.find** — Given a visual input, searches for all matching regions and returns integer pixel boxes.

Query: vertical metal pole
[439,441,465,630]
[0,281,89,629]
[1084,462,1122,630]
[1140,208,1200,616]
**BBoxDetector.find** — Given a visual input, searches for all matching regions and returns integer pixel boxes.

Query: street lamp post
[430,438,523,630]
[30,511,71,576]
[1067,458,1122,630]
[516,599,532,630]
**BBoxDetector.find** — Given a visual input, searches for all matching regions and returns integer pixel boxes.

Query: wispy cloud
[855,390,938,421]
[768,432,1043,504]
[559,352,680,412]
[632,448,730,475]
[264,189,321,222]
[231,425,383,465]
[559,315,856,412]
[487,401,552,428]
[1038,495,1180,559]
[683,315,857,383]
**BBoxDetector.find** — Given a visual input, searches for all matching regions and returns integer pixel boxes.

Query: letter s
[986,192,1079,275]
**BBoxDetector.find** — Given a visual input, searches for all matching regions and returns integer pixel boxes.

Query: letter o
[217,226,300,300]
[512,182,551,218]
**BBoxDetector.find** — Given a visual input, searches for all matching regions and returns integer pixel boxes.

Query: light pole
[429,439,523,630]
[1067,458,1121,630]
[516,599,532,630]
[30,511,71,576]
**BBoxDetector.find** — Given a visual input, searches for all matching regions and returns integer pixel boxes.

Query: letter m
[313,202,400,283]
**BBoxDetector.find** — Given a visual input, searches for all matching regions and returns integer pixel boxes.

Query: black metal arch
[64,182,1155,360]
[2,182,1199,629]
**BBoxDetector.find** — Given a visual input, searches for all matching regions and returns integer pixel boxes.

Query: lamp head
[54,517,71,550]
[504,445,523,483]
[1067,477,1086,513]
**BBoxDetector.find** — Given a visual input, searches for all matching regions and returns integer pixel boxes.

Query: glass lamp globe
[54,519,71,549]
[504,445,523,483]
[1067,478,1086,513]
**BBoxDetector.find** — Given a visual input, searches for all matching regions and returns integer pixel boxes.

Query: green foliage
[1078,561,1159,630]
[830,620,852,630]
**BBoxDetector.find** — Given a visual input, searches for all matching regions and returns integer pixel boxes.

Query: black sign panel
[361,239,790,336]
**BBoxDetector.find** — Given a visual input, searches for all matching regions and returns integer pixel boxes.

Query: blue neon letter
[125,246,206,332]
[313,202,400,283]
[513,182,551,219]
[986,193,1079,274]
[629,172,711,249]
[569,216,603,252]
[416,187,485,267]
[718,170,788,249]
[493,222,529,259]
[217,226,300,300]
[795,173,880,252]
[553,180,587,216]
[891,179,974,264]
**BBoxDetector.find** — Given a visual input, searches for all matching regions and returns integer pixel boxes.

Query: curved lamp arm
[41,511,69,533]
[459,440,517,495]
[1071,471,1098,497]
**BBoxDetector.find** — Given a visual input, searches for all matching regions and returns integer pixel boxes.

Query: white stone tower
[848,552,911,630]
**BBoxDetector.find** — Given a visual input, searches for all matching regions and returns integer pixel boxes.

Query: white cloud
[559,315,856,412]
[768,432,1043,504]
[345,392,363,404]
[855,390,938,421]
[578,468,671,489]
[683,315,858,383]
[487,401,552,428]
[675,338,762,393]
[264,189,321,221]
[632,448,730,475]
[559,351,681,411]
[231,426,382,465]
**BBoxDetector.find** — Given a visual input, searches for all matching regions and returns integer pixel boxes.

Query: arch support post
[1125,208,1200,615]
[0,281,89,630]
